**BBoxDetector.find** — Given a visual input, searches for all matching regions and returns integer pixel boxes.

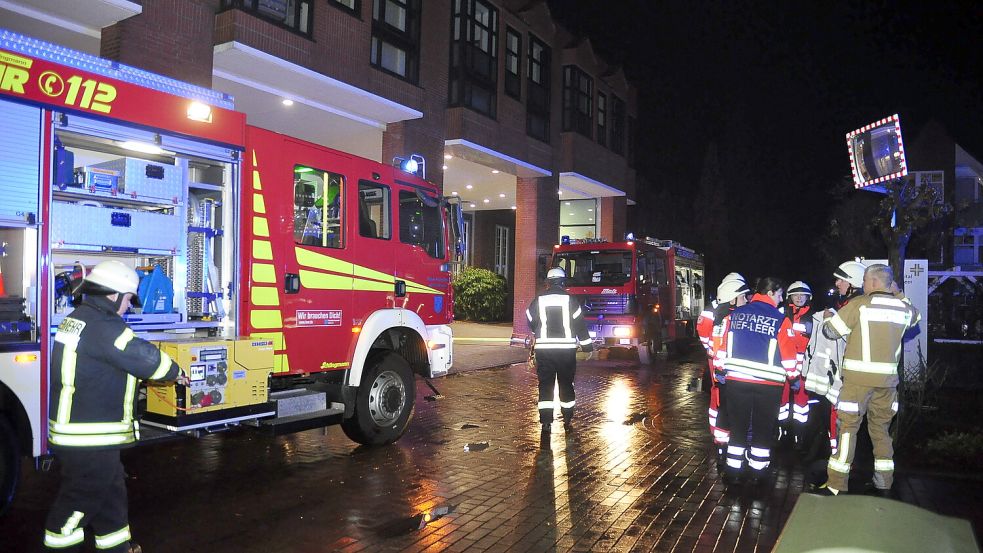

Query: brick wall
[101,0,218,87]
[513,174,560,334]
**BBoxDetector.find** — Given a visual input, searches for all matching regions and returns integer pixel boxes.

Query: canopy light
[119,138,164,155]
[186,101,212,122]
[282,99,294,106]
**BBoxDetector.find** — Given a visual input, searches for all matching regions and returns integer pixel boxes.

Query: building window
[526,34,551,142]
[399,190,445,258]
[449,0,498,117]
[329,0,360,15]
[504,27,521,99]
[358,180,391,239]
[371,0,421,83]
[562,65,593,138]
[294,165,344,248]
[559,198,597,241]
[494,224,510,278]
[596,92,607,146]
[610,95,626,156]
[221,0,312,36]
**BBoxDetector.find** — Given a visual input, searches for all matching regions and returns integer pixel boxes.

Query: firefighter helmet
[81,260,142,306]
[717,279,751,304]
[547,267,566,281]
[787,280,812,298]
[834,261,866,289]
[722,272,746,284]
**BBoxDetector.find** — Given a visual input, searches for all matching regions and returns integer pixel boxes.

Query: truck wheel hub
[368,370,405,426]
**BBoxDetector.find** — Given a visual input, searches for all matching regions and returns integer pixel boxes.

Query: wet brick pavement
[2,352,981,552]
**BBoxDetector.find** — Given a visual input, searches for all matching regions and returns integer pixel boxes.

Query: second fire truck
[551,237,705,363]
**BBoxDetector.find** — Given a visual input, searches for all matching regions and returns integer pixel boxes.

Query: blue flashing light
[0,28,235,109]
[561,235,571,245]
[403,158,419,173]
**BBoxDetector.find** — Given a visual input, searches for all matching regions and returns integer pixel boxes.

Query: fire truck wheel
[342,352,416,446]
[0,416,20,516]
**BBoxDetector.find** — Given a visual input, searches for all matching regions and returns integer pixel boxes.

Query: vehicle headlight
[613,326,631,338]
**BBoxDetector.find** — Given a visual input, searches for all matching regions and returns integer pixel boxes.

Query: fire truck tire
[0,416,20,516]
[342,352,416,446]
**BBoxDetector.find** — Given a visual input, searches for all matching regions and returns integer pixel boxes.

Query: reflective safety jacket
[49,295,180,449]
[786,304,813,371]
[803,311,845,403]
[526,285,593,351]
[823,291,920,388]
[720,294,798,385]
[697,306,715,354]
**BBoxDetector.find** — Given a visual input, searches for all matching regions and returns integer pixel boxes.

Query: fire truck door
[280,155,354,374]
[393,187,450,324]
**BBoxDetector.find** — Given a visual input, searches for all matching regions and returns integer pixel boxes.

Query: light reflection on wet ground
[0,353,891,552]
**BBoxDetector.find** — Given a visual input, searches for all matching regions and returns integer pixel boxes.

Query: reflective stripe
[538,294,573,341]
[95,525,131,549]
[252,263,277,284]
[726,458,744,469]
[843,358,898,374]
[572,307,582,318]
[559,400,575,409]
[792,323,807,333]
[56,347,78,424]
[874,459,895,472]
[828,314,851,336]
[828,457,851,474]
[748,458,769,470]
[723,358,788,382]
[253,239,273,260]
[253,192,266,213]
[838,401,860,413]
[49,420,130,435]
[113,328,134,351]
[727,445,745,455]
[150,351,174,380]
[45,528,84,548]
[578,338,593,346]
[253,216,270,237]
[49,433,132,447]
[526,309,533,322]
[749,447,769,458]
[891,401,898,412]
[537,401,553,410]
[62,511,84,535]
[533,343,579,350]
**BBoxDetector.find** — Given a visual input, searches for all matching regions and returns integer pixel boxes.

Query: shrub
[452,267,507,322]
[920,431,983,471]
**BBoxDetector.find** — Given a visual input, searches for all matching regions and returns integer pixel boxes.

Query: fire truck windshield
[554,250,633,286]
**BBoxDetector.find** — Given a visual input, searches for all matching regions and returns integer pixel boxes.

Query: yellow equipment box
[143,338,275,431]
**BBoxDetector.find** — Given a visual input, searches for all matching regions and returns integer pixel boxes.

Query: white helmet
[83,260,142,306]
[834,261,866,289]
[547,267,566,280]
[722,272,746,284]
[787,280,812,298]
[717,279,751,303]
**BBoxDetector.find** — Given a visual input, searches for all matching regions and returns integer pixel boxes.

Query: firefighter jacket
[707,303,735,377]
[697,305,715,354]
[786,304,813,371]
[720,294,799,386]
[823,291,920,388]
[526,284,593,351]
[49,295,180,449]
[803,311,845,404]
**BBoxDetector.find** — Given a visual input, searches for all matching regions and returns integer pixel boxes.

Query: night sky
[547,1,983,296]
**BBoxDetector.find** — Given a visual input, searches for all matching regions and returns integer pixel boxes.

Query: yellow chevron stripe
[405,282,443,295]
[253,193,266,214]
[251,331,285,350]
[299,270,354,290]
[251,309,282,329]
[253,240,273,260]
[353,279,394,292]
[252,263,276,284]
[253,216,270,237]
[252,150,257,166]
[294,246,442,294]
[252,169,262,190]
[353,264,395,284]
[274,353,290,374]
[251,286,279,306]
[296,247,354,274]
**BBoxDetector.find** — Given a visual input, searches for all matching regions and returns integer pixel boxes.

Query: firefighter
[777,281,813,445]
[832,260,866,310]
[820,264,919,497]
[44,261,186,553]
[526,267,593,436]
[697,272,746,352]
[719,277,799,485]
[704,277,751,461]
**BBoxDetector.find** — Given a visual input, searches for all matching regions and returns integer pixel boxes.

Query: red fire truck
[0,30,458,513]
[551,237,705,363]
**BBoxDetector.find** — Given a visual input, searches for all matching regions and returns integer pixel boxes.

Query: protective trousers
[44,447,131,552]
[724,381,783,476]
[826,383,898,493]
[535,349,576,425]
[709,380,731,448]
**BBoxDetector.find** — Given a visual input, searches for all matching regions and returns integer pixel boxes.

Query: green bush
[920,431,983,470]
[452,266,507,322]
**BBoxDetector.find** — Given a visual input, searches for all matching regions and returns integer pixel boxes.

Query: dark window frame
[504,26,521,100]
[448,0,499,118]
[398,190,446,259]
[329,0,360,16]
[293,164,346,249]
[610,94,626,156]
[357,180,392,240]
[370,0,422,84]
[596,91,607,146]
[562,65,593,138]
[526,33,551,143]
[220,0,314,37]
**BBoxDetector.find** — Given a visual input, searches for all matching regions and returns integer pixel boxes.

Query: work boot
[128,543,143,553]
[808,483,837,496]
[563,420,574,433]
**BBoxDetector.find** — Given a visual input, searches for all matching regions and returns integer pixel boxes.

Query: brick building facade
[1,0,638,335]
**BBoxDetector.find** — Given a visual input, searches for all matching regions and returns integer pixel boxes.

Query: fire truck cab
[551,237,705,363]
[0,30,458,515]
